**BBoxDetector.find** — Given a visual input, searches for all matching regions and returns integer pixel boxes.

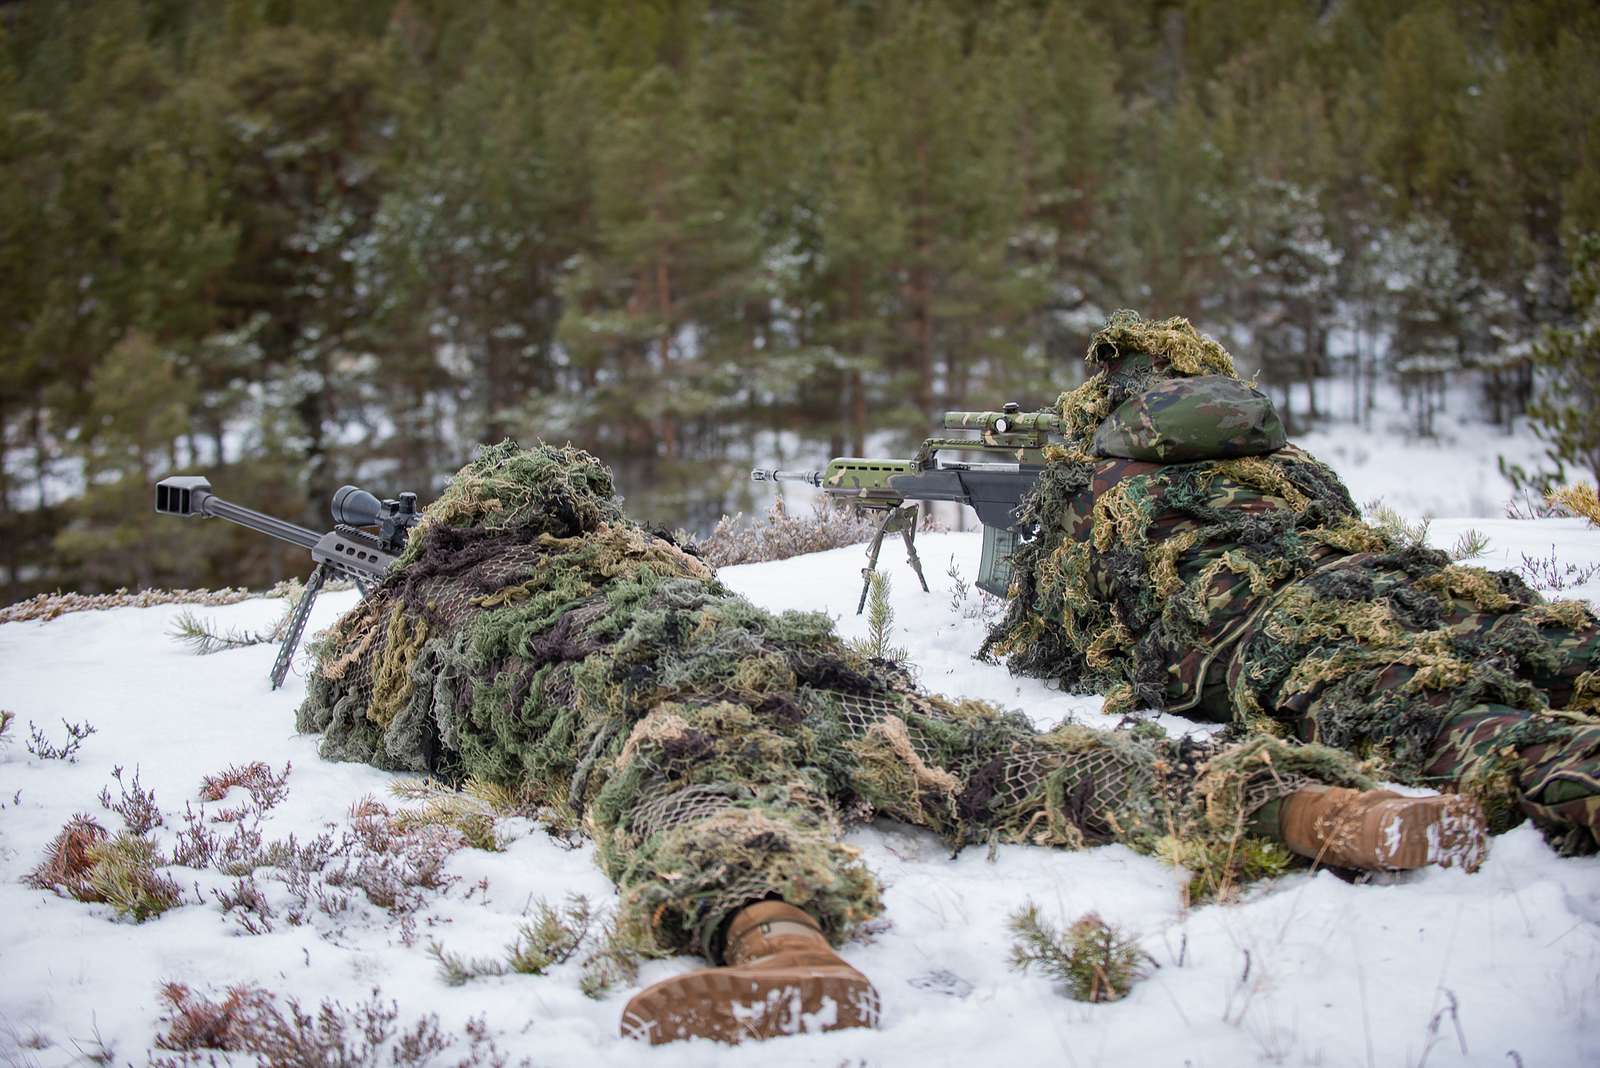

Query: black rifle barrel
[156,476,322,550]
[202,496,322,550]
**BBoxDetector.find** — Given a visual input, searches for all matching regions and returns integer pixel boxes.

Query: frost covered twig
[1516,546,1600,591]
[26,718,96,762]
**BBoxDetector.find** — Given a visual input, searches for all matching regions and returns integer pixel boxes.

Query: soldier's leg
[804,684,1484,900]
[1225,558,1600,851]
[592,701,881,1045]
[1424,703,1600,852]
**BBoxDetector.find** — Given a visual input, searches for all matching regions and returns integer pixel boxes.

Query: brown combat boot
[1276,785,1488,872]
[619,901,880,1045]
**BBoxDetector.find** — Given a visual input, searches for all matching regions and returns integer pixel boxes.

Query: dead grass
[0,587,254,625]
[1548,483,1600,526]
[698,498,881,568]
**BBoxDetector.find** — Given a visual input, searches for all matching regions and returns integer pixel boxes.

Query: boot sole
[620,966,880,1045]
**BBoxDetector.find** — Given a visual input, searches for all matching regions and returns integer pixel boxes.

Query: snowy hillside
[2,520,1598,1066]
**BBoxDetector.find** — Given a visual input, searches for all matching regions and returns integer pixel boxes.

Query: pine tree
[1528,233,1600,484]
[52,333,200,590]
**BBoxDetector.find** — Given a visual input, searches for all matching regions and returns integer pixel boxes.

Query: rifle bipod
[269,563,328,690]
[856,503,930,614]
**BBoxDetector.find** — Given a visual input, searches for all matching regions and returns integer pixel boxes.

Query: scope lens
[332,485,383,527]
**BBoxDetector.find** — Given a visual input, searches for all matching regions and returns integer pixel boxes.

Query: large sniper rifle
[153,476,423,689]
[753,402,1063,612]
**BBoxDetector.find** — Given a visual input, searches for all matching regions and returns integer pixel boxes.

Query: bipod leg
[898,506,930,593]
[271,562,328,690]
[856,511,893,615]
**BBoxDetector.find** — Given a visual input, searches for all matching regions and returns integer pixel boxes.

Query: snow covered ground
[3,473,1599,1064]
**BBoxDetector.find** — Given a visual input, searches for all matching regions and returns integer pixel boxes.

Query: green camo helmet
[1086,311,1239,377]
[1092,375,1285,462]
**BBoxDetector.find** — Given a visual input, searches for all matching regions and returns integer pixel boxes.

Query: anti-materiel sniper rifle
[153,476,423,689]
[753,402,1063,612]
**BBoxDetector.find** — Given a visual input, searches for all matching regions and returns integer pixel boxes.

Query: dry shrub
[699,498,880,568]
[199,761,291,812]
[327,798,461,913]
[1548,483,1600,526]
[25,814,108,900]
[1008,904,1154,1003]
[24,718,96,761]
[152,983,525,1067]
[26,815,182,922]
[155,982,278,1053]
[99,765,163,836]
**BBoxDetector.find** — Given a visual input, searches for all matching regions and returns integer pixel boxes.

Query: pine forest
[2,0,1598,598]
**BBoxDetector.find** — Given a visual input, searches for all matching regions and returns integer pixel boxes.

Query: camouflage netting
[986,310,1600,851]
[298,440,1382,959]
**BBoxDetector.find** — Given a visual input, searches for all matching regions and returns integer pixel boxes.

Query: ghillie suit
[986,310,1600,854]
[298,441,1465,977]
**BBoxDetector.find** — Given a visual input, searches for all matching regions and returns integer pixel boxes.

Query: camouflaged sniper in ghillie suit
[296,441,1383,963]
[986,311,1600,853]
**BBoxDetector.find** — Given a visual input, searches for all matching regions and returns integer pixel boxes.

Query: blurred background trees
[2,0,1598,596]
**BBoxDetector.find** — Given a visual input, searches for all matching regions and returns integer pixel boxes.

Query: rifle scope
[942,405,1063,435]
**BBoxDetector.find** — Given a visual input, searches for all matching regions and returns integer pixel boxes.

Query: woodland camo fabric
[987,310,1600,852]
[297,440,1374,961]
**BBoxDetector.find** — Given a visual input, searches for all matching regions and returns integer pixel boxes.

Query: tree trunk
[849,268,867,455]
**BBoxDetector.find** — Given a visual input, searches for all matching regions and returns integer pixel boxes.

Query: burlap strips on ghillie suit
[986,310,1600,853]
[298,441,1380,962]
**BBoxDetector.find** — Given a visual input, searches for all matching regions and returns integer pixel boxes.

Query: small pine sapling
[946,556,970,614]
[1008,904,1154,1003]
[390,778,504,852]
[578,916,644,999]
[850,572,907,663]
[507,895,596,975]
[168,609,282,655]
[1364,500,1432,550]
[1449,529,1490,560]
[427,942,508,986]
